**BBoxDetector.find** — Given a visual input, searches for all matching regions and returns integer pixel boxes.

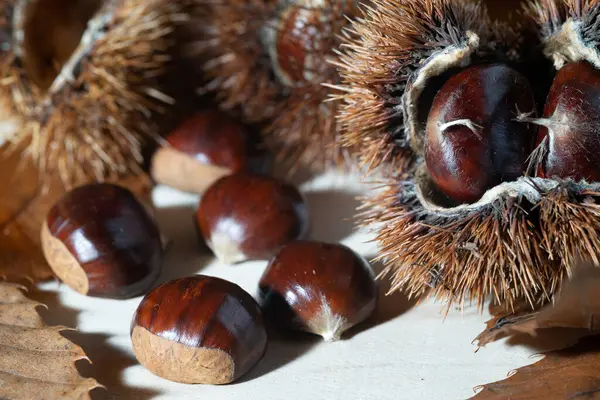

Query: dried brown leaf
[473,335,600,399]
[0,153,59,282]
[0,282,102,399]
[475,261,600,347]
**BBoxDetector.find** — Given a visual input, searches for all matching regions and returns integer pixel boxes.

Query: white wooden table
[37,171,538,400]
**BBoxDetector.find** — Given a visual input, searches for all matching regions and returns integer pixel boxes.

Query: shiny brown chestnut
[41,183,163,299]
[150,110,269,194]
[259,241,377,342]
[196,173,308,265]
[532,61,600,181]
[131,275,267,385]
[425,64,537,204]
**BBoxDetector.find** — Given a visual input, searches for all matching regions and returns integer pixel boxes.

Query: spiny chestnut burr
[196,173,308,265]
[150,110,270,194]
[41,183,163,299]
[425,64,537,204]
[0,0,182,185]
[531,61,600,182]
[131,275,267,385]
[259,241,377,342]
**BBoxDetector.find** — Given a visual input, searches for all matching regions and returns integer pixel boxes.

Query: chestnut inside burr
[424,64,537,205]
[527,61,600,182]
[19,0,103,91]
[397,57,540,207]
[263,2,334,87]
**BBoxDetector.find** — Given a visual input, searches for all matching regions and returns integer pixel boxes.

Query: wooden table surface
[37,172,540,400]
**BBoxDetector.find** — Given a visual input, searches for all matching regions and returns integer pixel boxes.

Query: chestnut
[150,110,269,194]
[259,241,377,342]
[41,183,163,299]
[533,61,600,181]
[196,173,308,265]
[131,275,267,385]
[266,2,332,87]
[425,64,537,204]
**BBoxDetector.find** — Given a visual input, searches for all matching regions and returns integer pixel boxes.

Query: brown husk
[0,0,184,186]
[338,0,600,309]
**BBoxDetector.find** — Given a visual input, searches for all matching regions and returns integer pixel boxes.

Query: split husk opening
[338,0,600,310]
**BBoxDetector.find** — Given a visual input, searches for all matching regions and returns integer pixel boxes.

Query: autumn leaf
[0,152,60,282]
[472,335,600,399]
[474,261,600,347]
[0,282,102,399]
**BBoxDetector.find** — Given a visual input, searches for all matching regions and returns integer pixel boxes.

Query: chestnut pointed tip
[320,328,344,343]
[307,297,348,343]
[208,232,248,265]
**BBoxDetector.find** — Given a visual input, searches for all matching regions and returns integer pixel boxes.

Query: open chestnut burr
[196,173,309,265]
[333,0,600,311]
[0,0,184,186]
[259,241,378,342]
[41,183,163,299]
[150,110,271,194]
[131,275,267,385]
[334,0,565,309]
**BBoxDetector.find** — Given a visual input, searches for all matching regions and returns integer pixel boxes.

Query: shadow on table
[273,165,316,187]
[236,329,320,384]
[29,288,161,399]
[65,331,161,400]
[347,260,419,339]
[27,282,79,329]
[152,205,214,284]
[303,189,362,243]
[500,328,592,354]
[238,259,418,382]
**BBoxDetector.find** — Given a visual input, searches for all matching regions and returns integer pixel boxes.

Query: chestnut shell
[196,173,308,264]
[425,64,537,204]
[537,61,600,182]
[131,275,267,384]
[165,110,267,172]
[259,241,377,341]
[44,183,162,298]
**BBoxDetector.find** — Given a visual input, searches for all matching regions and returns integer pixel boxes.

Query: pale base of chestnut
[40,223,90,295]
[131,326,235,385]
[150,147,231,195]
[206,232,249,265]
